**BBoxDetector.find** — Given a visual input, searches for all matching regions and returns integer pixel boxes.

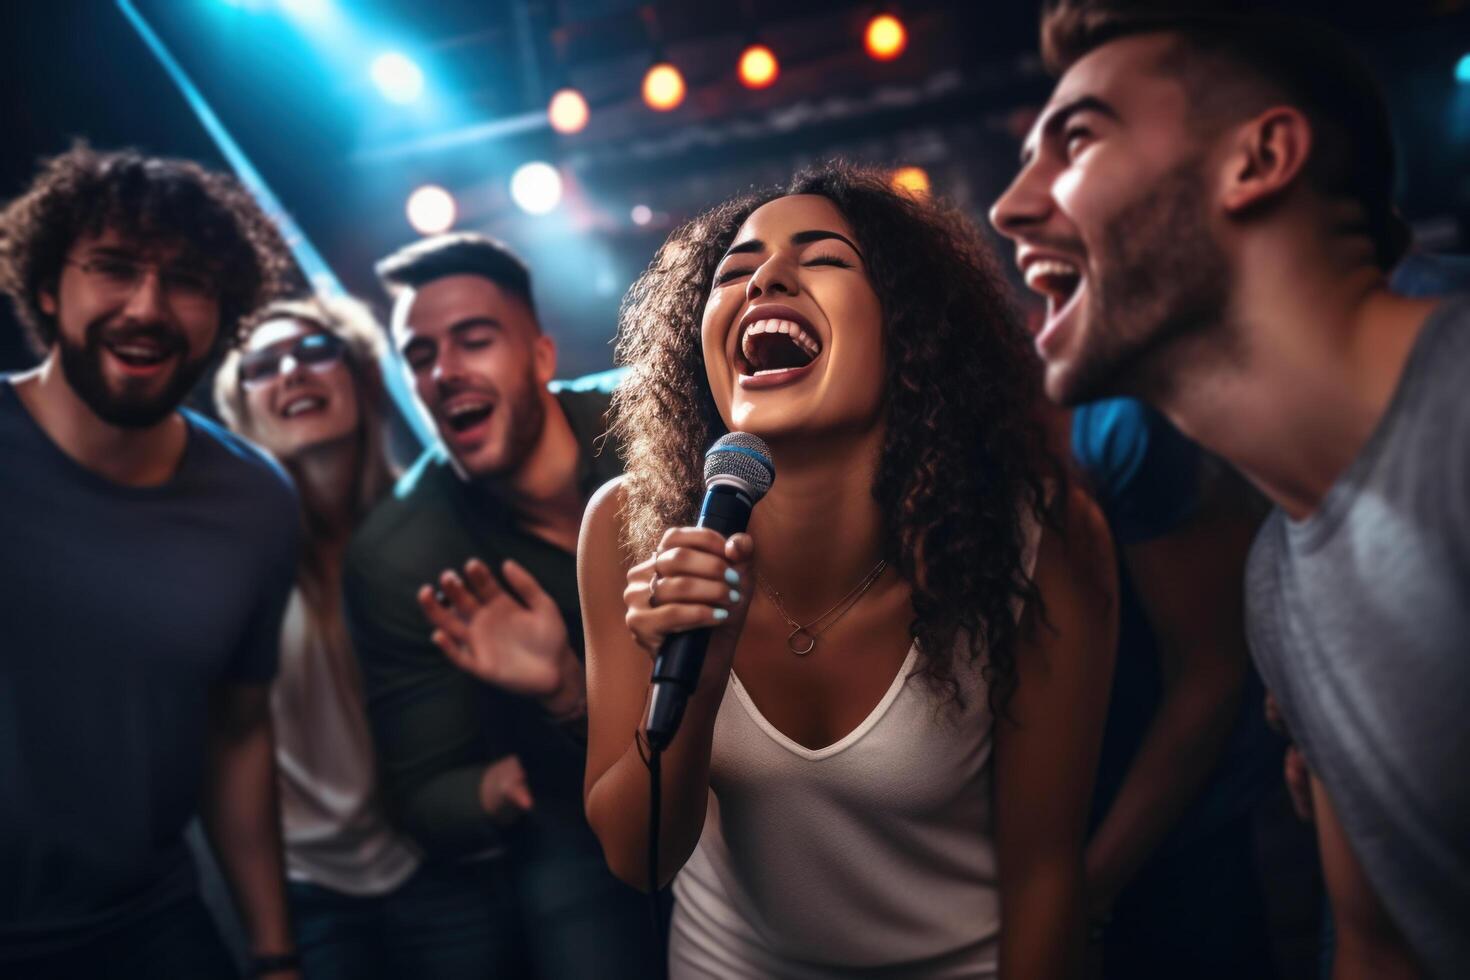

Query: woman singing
[577,164,1118,979]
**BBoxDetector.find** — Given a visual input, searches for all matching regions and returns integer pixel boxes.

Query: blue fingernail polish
[713,608,729,621]
[725,568,740,586]
[729,589,741,603]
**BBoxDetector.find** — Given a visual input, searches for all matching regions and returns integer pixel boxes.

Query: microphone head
[704,432,775,501]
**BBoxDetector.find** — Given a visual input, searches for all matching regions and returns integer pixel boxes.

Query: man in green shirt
[343,232,657,976]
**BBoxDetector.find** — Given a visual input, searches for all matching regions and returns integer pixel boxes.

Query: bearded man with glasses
[0,144,305,979]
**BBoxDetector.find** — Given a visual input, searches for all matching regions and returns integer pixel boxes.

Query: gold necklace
[757,559,888,656]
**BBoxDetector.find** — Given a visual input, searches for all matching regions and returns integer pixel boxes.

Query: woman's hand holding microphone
[624,526,756,701]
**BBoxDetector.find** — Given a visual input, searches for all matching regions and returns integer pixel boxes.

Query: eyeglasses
[239,332,347,388]
[64,256,217,312]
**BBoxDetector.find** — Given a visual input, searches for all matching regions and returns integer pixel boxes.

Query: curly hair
[611,163,1062,713]
[0,142,292,355]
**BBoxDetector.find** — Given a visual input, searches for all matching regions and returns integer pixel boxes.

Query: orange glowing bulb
[547,88,589,134]
[890,166,930,197]
[865,13,907,62]
[738,44,779,89]
[643,62,686,111]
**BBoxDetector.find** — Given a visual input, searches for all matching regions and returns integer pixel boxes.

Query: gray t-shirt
[1246,295,1470,979]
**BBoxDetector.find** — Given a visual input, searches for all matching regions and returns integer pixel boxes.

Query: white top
[272,590,420,895]
[671,645,1002,979]
[670,512,1041,979]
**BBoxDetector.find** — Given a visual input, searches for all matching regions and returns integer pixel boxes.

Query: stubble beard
[1060,158,1232,406]
[464,370,549,482]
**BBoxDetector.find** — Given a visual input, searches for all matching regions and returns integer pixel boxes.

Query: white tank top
[671,644,1003,979]
[669,516,1040,978]
[670,508,1043,980]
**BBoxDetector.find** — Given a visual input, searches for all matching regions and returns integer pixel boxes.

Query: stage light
[548,88,590,134]
[643,62,686,112]
[1457,53,1470,85]
[630,204,653,226]
[511,162,562,215]
[278,0,330,19]
[406,185,455,235]
[371,52,424,105]
[865,14,907,62]
[738,44,779,89]
[890,166,930,196]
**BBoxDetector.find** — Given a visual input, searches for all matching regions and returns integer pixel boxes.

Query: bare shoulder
[1038,485,1114,587]
[578,475,632,580]
[1028,485,1117,638]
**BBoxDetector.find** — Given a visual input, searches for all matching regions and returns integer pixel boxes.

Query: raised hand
[418,557,574,700]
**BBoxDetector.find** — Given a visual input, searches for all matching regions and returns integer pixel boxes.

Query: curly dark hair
[611,163,1063,713]
[0,142,292,355]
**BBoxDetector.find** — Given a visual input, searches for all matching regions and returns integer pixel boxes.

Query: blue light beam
[115,0,435,448]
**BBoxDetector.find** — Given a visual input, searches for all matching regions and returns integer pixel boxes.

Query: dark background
[4,0,1468,379]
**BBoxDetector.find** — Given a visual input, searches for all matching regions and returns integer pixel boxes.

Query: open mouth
[1024,257,1084,319]
[442,397,494,434]
[1022,256,1087,354]
[280,395,327,419]
[737,317,821,378]
[103,336,176,371]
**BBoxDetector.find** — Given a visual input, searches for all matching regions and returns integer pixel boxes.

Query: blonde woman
[217,295,512,978]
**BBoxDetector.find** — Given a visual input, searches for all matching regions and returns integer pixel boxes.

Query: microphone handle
[645,483,753,750]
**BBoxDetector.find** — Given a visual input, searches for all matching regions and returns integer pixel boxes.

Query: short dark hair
[375,231,537,319]
[0,142,291,355]
[1040,0,1410,268]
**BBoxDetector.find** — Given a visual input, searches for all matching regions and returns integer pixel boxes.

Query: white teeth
[282,396,325,418]
[739,318,821,363]
[445,400,491,418]
[113,344,165,360]
[1024,259,1081,292]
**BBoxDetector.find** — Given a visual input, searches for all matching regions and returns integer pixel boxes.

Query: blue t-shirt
[1074,398,1280,853]
[0,378,298,958]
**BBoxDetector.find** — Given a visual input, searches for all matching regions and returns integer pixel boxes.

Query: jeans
[291,852,663,980]
[288,859,517,980]
[509,847,666,980]
[7,893,238,980]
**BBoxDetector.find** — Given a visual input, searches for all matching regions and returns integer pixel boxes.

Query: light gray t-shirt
[1246,295,1470,979]
[273,590,420,895]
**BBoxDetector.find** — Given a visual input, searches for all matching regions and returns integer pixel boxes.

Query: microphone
[645,432,775,751]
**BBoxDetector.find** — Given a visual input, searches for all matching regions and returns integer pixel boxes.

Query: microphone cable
[636,730,665,951]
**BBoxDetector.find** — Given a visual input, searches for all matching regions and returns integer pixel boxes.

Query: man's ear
[1219,106,1313,216]
[38,287,57,317]
[533,332,558,386]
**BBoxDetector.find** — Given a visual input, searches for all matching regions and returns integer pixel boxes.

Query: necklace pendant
[786,626,817,656]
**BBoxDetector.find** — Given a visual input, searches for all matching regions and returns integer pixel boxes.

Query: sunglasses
[239,332,347,388]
